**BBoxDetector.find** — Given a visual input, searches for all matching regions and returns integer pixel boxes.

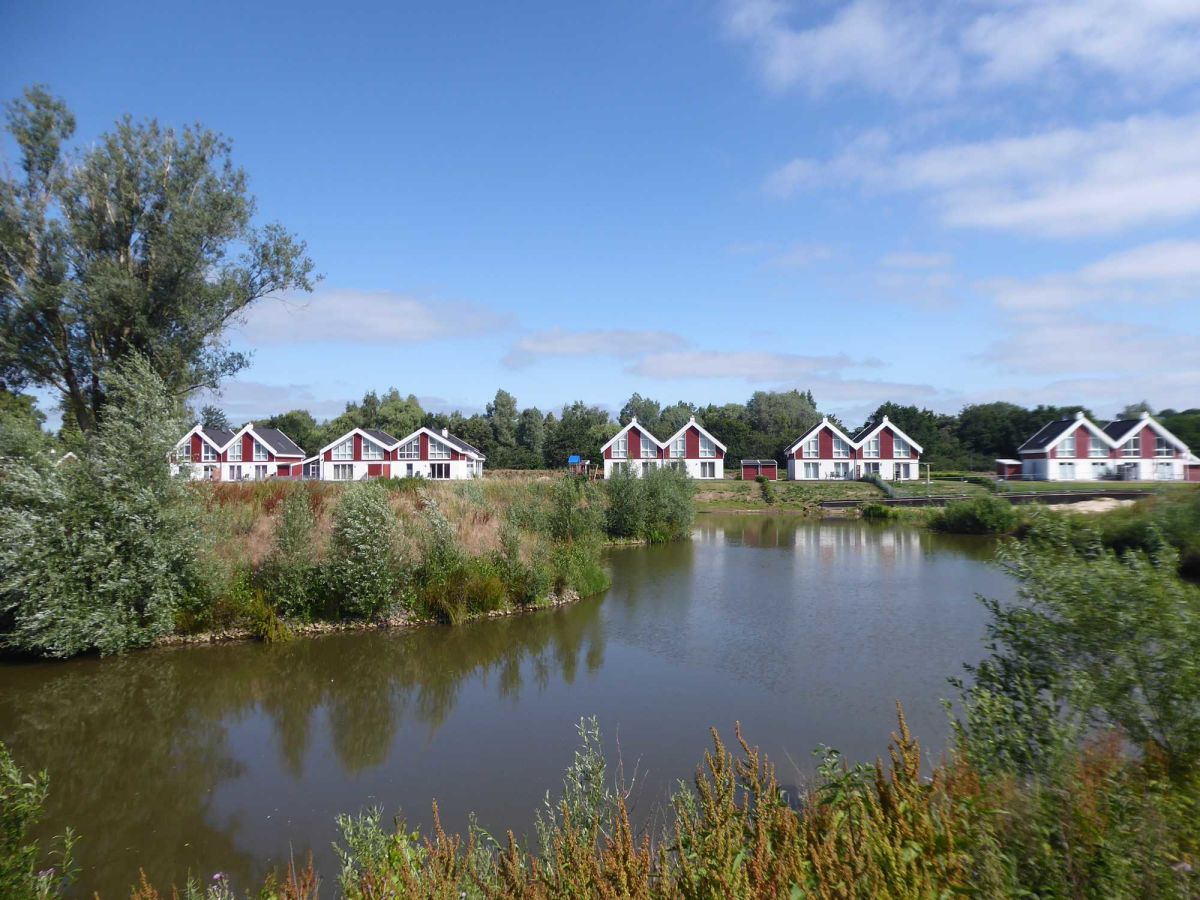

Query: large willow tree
[0,85,316,433]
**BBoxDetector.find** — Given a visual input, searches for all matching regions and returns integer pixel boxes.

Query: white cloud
[503,328,688,368]
[770,242,834,267]
[197,380,347,423]
[774,113,1200,236]
[626,350,878,381]
[725,0,1200,99]
[880,251,952,270]
[763,158,821,196]
[235,289,507,345]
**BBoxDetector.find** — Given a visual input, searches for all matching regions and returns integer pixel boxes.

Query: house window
[897,464,910,480]
[894,438,911,459]
[671,435,685,458]
[228,440,242,461]
[252,464,268,480]
[428,438,451,460]
[803,462,820,479]
[802,436,819,458]
[612,434,627,459]
[430,462,450,479]
[405,463,414,477]
[611,461,628,475]
[228,464,243,481]
[177,442,192,462]
[304,461,320,479]
[699,436,716,458]
[832,438,849,459]
[1122,436,1140,457]
[833,461,851,478]
[332,463,354,481]
[1156,437,1171,457]
[1088,435,1107,457]
[202,464,218,479]
[641,435,653,459]
[398,438,420,459]
[700,461,716,478]
[362,440,384,461]
[642,461,655,474]
[1059,462,1075,479]
[253,440,269,462]
[333,439,354,460]
[1092,462,1108,478]
[864,462,880,475]
[201,442,217,462]
[1060,435,1075,457]
[466,460,477,478]
[863,436,880,458]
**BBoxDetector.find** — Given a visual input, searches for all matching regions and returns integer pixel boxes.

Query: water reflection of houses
[794,523,923,571]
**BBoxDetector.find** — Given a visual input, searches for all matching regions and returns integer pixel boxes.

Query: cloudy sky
[5,0,1199,424]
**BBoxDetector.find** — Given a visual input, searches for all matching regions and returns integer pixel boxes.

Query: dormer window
[332,438,354,460]
[640,435,653,459]
[671,435,685,458]
[802,436,819,458]
[612,434,627,459]
[1060,435,1075,457]
[699,436,716,458]
[894,438,911,459]
[864,436,880,458]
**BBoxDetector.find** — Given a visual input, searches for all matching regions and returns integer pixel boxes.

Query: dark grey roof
[1018,418,1075,452]
[851,422,876,443]
[199,426,236,447]
[255,427,305,457]
[1102,419,1142,441]
[436,430,485,459]
[363,428,398,448]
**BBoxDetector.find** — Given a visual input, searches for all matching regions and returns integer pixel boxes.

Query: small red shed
[741,459,778,480]
[995,458,1022,481]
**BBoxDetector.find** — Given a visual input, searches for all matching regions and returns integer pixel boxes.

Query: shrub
[603,467,645,539]
[260,486,319,619]
[605,466,695,543]
[929,495,1019,535]
[547,476,605,544]
[757,475,776,505]
[323,482,403,618]
[0,742,76,899]
[860,501,899,520]
[0,355,204,656]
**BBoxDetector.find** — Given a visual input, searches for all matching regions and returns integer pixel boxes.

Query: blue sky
[4,0,1199,426]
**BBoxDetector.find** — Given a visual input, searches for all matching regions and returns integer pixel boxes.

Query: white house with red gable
[316,425,485,481]
[171,423,306,481]
[785,415,923,480]
[1012,411,1198,481]
[600,417,667,479]
[661,416,726,480]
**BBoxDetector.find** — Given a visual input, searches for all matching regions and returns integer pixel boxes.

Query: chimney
[441,427,449,437]
[1074,410,1085,420]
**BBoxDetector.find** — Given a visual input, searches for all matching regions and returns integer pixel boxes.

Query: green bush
[0,743,76,899]
[603,467,645,539]
[757,475,777,505]
[547,475,605,544]
[0,355,204,656]
[929,495,1019,535]
[323,482,403,618]
[604,466,696,543]
[860,501,900,520]
[260,486,319,619]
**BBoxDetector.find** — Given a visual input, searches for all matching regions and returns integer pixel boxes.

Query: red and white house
[316,426,485,481]
[171,424,306,481]
[1011,411,1198,481]
[661,416,726,480]
[785,415,923,481]
[600,417,667,479]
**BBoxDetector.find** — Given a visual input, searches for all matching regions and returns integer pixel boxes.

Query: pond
[0,516,1013,896]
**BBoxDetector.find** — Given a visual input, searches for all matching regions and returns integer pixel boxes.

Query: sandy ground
[1043,498,1137,514]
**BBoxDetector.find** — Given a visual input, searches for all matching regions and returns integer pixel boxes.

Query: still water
[0,516,1012,895]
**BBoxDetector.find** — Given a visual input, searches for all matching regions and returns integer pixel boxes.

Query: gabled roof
[1102,412,1190,452]
[393,426,487,460]
[177,424,236,452]
[599,417,667,454]
[319,426,399,456]
[252,426,305,457]
[1018,417,1077,453]
[662,416,727,453]
[784,417,857,456]
[740,458,777,465]
[852,416,925,454]
[363,428,399,448]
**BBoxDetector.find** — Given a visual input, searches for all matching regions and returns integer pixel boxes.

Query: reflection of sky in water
[0,518,1012,896]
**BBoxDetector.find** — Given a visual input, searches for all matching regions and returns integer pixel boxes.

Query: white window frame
[640,435,653,459]
[1122,436,1140,457]
[1060,434,1075,457]
[398,438,420,459]
[699,436,716,458]
[332,463,354,481]
[428,438,451,460]
[201,442,218,462]
[611,461,629,475]
[253,440,269,462]
[228,440,242,461]
[671,435,686,458]
[1059,462,1075,479]
[832,438,849,459]
[700,461,716,479]
[864,461,880,475]
[612,434,628,459]
[641,460,655,474]
[202,464,218,479]
[254,464,269,480]
[897,464,910,480]
[332,439,354,461]
[1156,436,1171,458]
[361,439,384,461]
[178,442,192,462]
[228,464,243,481]
[1088,433,1107,457]
[802,436,819,459]
[430,462,450,479]
[833,461,851,478]
[863,436,880,458]
[893,438,911,459]
[803,461,820,479]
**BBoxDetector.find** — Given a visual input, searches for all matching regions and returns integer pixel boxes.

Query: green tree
[487,389,518,450]
[1117,400,1154,419]
[197,404,229,431]
[618,393,661,431]
[260,409,321,456]
[543,401,614,468]
[376,389,423,439]
[955,402,1034,460]
[0,86,317,434]
[0,354,202,656]
[516,407,546,460]
[865,402,968,470]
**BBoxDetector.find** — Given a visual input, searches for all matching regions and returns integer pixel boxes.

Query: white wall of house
[786,459,919,480]
[603,458,663,479]
[676,458,724,480]
[321,458,482,481]
[1022,457,1185,481]
[171,460,293,481]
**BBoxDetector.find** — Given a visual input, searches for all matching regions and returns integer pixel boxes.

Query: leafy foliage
[929,495,1020,534]
[0,744,76,900]
[323,482,402,618]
